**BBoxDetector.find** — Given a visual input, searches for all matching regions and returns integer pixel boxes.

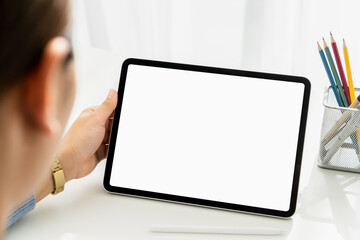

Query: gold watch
[50,158,65,195]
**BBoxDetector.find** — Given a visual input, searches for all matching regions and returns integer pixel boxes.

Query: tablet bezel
[104,58,311,218]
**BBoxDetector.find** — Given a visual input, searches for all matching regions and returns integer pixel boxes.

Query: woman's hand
[59,89,118,181]
[35,89,117,202]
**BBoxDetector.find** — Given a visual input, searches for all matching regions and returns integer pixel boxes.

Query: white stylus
[149,225,282,235]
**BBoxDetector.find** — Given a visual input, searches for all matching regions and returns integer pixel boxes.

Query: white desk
[5,0,360,238]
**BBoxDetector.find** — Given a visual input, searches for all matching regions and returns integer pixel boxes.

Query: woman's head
[0,0,76,212]
[0,0,72,94]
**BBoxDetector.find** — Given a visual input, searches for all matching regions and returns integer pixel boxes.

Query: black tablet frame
[103,58,311,218]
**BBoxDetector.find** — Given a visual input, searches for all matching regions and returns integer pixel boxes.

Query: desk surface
[7,160,360,240]
[5,1,360,239]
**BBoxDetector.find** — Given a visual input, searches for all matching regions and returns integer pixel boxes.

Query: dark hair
[0,0,70,96]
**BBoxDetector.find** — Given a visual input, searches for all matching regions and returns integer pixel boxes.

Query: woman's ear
[22,37,71,134]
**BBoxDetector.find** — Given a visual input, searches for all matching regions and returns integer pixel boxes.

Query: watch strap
[50,158,65,195]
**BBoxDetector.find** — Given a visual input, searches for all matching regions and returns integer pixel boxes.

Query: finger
[96,142,110,161]
[104,142,110,157]
[103,111,115,145]
[96,143,106,161]
[97,89,118,122]
[103,117,110,141]
[80,106,98,117]
[109,109,115,119]
[107,111,115,142]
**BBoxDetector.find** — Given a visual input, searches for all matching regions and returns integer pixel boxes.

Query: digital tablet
[104,58,310,218]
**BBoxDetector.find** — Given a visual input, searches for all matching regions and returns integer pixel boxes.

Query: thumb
[97,89,118,122]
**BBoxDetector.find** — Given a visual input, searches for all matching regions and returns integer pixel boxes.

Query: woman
[0,0,117,237]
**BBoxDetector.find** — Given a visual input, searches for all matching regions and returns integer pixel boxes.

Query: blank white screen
[110,65,305,211]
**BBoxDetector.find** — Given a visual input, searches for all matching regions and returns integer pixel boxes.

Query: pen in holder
[319,86,360,173]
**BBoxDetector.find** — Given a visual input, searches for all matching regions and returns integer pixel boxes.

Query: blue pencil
[317,42,344,107]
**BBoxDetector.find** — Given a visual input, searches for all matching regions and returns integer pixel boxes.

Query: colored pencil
[343,39,360,154]
[317,42,344,107]
[330,32,351,104]
[343,39,355,103]
[323,38,348,107]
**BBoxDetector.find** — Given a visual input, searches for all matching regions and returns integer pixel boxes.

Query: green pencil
[323,38,348,107]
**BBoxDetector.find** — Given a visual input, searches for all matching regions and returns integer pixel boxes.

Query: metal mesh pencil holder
[318,87,360,173]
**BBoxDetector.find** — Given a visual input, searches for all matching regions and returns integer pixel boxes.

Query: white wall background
[71,0,305,72]
[69,0,360,193]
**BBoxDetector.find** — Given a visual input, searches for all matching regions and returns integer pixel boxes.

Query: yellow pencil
[343,39,355,103]
[343,39,360,157]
